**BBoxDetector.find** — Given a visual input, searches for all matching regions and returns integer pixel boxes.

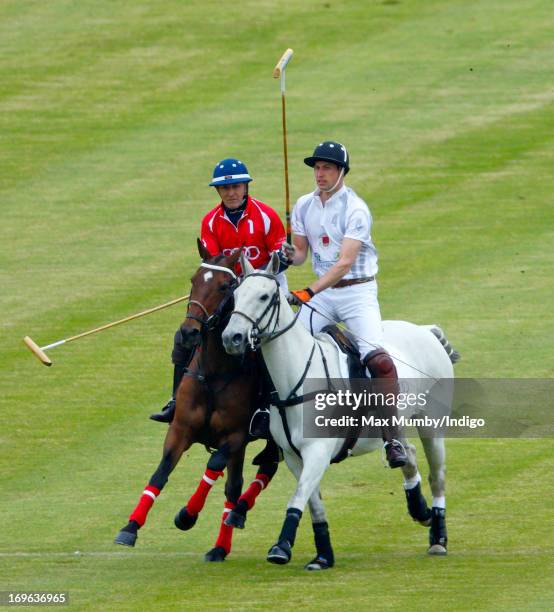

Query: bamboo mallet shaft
[273,48,294,243]
[23,294,190,366]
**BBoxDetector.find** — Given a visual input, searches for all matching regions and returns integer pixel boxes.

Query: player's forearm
[290,237,308,265]
[310,258,354,293]
[291,249,308,265]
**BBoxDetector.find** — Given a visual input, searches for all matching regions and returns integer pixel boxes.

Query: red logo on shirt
[320,235,330,247]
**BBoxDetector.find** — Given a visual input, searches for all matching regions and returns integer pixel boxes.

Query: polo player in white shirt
[284,141,408,468]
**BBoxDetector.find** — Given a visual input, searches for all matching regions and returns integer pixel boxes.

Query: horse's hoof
[224,509,246,529]
[174,507,198,531]
[428,544,447,556]
[304,556,332,571]
[114,530,137,547]
[204,546,227,562]
[267,541,291,565]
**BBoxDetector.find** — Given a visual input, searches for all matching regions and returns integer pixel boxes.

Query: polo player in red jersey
[150,158,289,428]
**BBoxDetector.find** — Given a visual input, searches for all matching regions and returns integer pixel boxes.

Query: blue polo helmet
[304,141,350,174]
[209,158,253,186]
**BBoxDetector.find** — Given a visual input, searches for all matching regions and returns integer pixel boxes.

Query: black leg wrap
[149,452,173,490]
[428,507,447,554]
[267,509,302,565]
[312,521,334,567]
[278,508,302,547]
[405,482,432,525]
[207,443,231,472]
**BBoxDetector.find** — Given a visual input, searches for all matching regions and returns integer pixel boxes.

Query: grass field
[1,1,553,609]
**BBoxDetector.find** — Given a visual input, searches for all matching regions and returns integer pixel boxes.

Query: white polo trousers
[297,280,384,359]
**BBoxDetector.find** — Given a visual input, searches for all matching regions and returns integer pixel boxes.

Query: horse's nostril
[232,333,243,345]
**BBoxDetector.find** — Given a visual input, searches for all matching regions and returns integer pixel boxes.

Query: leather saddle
[321,325,367,379]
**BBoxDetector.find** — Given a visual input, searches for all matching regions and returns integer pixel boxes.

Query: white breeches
[298,281,383,359]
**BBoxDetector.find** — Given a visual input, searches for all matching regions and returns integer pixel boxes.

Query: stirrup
[249,407,270,438]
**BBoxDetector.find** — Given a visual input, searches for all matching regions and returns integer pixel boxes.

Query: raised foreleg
[401,439,431,525]
[114,423,192,547]
[174,442,230,532]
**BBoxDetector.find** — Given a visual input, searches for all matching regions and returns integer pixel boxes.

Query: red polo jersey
[200,196,286,269]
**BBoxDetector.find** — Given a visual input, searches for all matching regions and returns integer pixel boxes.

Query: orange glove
[290,288,315,304]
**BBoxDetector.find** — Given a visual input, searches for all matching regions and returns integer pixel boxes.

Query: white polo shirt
[291,185,378,279]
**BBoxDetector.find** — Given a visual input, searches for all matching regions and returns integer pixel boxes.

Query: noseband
[231,273,300,349]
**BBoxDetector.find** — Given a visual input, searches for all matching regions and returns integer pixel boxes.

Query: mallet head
[273,48,294,79]
[23,336,52,366]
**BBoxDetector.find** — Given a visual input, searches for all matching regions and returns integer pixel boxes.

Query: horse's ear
[197,238,210,261]
[240,250,255,275]
[266,251,280,276]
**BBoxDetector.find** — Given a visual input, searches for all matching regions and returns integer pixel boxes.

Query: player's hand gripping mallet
[23,294,190,366]
[273,48,294,243]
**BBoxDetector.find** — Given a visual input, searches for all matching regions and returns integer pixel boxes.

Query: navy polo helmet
[209,158,253,186]
[304,141,350,174]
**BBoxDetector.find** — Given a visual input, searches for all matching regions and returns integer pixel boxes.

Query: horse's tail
[423,324,461,364]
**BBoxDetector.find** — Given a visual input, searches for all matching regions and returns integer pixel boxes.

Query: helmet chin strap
[320,167,345,194]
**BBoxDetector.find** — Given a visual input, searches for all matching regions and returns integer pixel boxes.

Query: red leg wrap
[129,485,161,527]
[186,468,224,516]
[238,473,270,510]
[215,501,235,554]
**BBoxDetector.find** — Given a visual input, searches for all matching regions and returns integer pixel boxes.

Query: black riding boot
[150,328,197,423]
[149,363,187,423]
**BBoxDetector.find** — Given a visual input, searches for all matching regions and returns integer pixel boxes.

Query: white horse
[222,253,459,570]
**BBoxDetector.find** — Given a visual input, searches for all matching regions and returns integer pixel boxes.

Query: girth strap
[277,405,302,459]
[331,435,359,464]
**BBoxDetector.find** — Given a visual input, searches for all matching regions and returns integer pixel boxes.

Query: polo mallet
[273,48,294,243]
[23,294,190,366]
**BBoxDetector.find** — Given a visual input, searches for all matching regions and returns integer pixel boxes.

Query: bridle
[185,263,239,331]
[230,272,301,350]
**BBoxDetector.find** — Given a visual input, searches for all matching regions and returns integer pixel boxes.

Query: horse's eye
[219,283,229,292]
[260,294,269,302]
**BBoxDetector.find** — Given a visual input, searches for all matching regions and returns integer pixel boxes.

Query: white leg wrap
[403,472,422,490]
[432,496,446,509]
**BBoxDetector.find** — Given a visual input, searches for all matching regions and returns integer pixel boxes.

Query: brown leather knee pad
[363,349,398,380]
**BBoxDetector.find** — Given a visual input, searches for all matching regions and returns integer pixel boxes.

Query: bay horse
[114,243,278,561]
[222,252,459,569]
